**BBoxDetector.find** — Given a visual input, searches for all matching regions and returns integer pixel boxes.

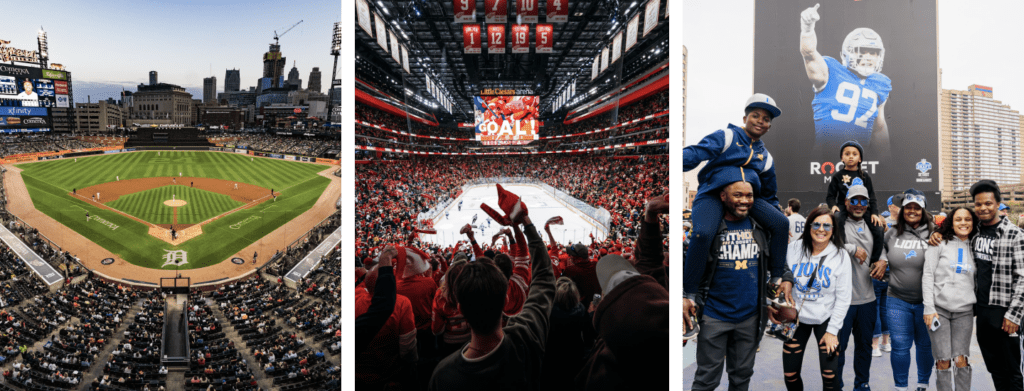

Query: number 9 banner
[454,0,476,23]
[464,24,481,54]
[487,24,505,54]
[511,24,530,54]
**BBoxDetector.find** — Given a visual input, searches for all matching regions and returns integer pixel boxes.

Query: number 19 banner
[511,24,530,54]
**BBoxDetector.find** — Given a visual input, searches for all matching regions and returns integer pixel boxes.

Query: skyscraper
[941,84,1023,195]
[262,44,286,89]
[308,67,322,93]
[287,61,301,89]
[203,77,217,104]
[149,71,158,86]
[225,69,240,93]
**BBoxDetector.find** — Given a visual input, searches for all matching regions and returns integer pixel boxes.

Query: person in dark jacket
[826,140,883,226]
[684,179,795,391]
[540,277,595,391]
[576,193,669,390]
[684,94,792,317]
[355,246,396,354]
[428,186,555,390]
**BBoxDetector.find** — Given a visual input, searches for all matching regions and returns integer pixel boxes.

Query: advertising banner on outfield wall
[285,155,296,161]
[754,0,939,207]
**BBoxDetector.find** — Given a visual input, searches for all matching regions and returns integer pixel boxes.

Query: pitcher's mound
[164,200,187,207]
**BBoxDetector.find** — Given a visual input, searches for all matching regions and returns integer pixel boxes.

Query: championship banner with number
[644,0,660,37]
[374,12,388,52]
[401,44,411,73]
[535,24,553,53]
[625,14,639,52]
[547,0,568,23]
[612,31,622,63]
[600,47,609,72]
[487,24,506,54]
[517,0,538,23]
[511,24,530,53]
[592,54,600,80]
[389,30,401,64]
[454,0,476,22]
[356,0,373,36]
[485,0,507,23]
[464,24,482,54]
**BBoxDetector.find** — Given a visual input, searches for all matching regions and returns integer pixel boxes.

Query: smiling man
[931,180,1024,391]
[685,177,794,391]
[800,3,893,156]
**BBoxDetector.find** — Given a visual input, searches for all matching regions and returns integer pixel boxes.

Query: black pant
[976,305,1024,391]
[782,320,839,391]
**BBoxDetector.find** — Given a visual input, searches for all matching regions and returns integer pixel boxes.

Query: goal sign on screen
[474,95,538,145]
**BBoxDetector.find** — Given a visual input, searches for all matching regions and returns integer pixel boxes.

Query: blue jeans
[887,295,933,388]
[837,302,877,390]
[873,279,889,338]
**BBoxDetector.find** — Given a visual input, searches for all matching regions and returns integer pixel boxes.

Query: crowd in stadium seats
[212,135,333,158]
[545,90,668,138]
[354,185,669,389]
[212,277,340,390]
[100,292,166,390]
[185,291,255,391]
[0,135,106,158]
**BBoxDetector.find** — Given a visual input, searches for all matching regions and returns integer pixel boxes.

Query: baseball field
[14,151,332,270]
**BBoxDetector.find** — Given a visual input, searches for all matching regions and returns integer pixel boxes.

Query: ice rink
[425,184,606,248]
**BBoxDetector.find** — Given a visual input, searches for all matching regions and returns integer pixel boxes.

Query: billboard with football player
[754,1,939,207]
[473,95,538,146]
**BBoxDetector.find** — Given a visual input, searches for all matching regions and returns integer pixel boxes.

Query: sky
[1,0,339,102]
[684,0,1024,146]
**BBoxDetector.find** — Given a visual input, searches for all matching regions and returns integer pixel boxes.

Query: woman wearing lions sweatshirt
[922,206,978,391]
[880,189,936,391]
[780,206,852,391]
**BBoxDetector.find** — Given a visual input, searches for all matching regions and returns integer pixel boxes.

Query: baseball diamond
[8,151,334,274]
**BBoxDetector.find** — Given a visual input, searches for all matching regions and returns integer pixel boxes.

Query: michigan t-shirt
[704,218,760,323]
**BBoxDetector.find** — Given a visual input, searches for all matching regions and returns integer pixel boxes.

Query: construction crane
[273,20,303,45]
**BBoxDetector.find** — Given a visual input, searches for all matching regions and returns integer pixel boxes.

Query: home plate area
[425,184,605,248]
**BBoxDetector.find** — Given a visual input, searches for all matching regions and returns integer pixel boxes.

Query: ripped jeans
[782,320,839,391]
[926,307,973,391]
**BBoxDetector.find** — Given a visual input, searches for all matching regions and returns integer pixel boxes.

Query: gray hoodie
[922,236,977,314]
[881,223,933,304]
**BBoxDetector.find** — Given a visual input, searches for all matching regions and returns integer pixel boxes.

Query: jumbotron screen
[473,95,539,145]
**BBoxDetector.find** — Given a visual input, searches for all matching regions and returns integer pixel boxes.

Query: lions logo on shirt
[905,250,917,260]
[812,56,892,151]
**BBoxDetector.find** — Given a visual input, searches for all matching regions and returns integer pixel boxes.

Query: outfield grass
[107,185,244,225]
[17,151,332,270]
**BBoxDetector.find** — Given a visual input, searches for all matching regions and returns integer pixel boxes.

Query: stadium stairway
[78,299,144,388]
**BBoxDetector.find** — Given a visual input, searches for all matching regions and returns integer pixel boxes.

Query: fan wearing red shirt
[432,258,471,359]
[460,223,532,317]
[563,243,601,308]
[355,261,417,389]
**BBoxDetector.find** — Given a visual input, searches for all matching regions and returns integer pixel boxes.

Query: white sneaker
[881,343,892,352]
[872,346,882,357]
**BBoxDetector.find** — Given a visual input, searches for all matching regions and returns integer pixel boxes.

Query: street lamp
[325,22,341,129]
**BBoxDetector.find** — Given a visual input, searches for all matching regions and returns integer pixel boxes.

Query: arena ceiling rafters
[355,0,669,122]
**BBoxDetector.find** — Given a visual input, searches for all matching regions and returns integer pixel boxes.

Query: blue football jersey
[812,56,892,151]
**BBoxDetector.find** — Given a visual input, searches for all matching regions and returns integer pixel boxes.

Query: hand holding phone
[931,316,941,331]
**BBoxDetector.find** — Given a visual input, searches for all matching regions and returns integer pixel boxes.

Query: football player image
[800,4,892,156]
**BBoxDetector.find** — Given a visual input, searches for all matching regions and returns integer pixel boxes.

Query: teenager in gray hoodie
[879,189,935,391]
[922,207,978,391]
[776,206,852,391]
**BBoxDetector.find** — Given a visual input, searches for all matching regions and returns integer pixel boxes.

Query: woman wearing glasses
[879,189,936,391]
[777,206,852,391]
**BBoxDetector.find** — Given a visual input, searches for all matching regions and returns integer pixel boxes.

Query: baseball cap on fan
[745,93,782,119]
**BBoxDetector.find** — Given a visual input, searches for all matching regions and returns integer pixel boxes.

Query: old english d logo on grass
[161,250,188,268]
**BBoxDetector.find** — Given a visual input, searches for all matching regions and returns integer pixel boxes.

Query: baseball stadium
[0,129,340,391]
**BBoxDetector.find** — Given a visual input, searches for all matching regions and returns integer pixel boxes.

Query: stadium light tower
[37,26,48,68]
[325,22,341,127]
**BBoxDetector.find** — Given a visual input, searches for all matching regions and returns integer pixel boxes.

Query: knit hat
[839,140,864,161]
[970,179,1001,202]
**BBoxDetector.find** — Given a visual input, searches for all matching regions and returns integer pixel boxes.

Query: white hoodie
[786,240,853,336]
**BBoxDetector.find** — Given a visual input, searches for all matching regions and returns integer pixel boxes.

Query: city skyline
[684,0,1024,146]
[1,0,338,103]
